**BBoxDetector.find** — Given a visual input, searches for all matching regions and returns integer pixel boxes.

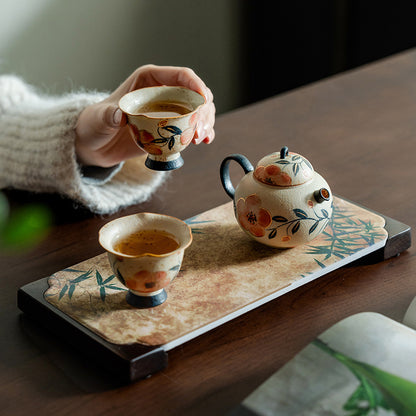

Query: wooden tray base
[17,198,411,382]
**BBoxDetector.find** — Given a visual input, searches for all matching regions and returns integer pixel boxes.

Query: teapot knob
[314,188,331,203]
[280,146,289,159]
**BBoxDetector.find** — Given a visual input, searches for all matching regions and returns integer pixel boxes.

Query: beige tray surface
[45,197,387,347]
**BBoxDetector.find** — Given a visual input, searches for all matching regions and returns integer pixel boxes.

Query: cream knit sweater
[0,76,165,214]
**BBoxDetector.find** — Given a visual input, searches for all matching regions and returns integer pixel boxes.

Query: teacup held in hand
[119,86,205,171]
[99,212,192,308]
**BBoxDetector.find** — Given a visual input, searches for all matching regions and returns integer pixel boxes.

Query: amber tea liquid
[114,229,180,256]
[132,101,192,117]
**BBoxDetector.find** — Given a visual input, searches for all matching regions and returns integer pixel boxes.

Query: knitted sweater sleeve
[0,76,166,214]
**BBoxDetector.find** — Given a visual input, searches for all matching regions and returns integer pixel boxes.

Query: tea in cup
[119,86,205,171]
[99,212,192,308]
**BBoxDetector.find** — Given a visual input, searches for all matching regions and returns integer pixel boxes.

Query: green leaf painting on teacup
[129,112,198,154]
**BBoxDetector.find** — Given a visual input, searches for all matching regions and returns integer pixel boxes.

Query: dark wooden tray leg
[337,196,411,264]
[382,214,411,260]
[17,279,168,383]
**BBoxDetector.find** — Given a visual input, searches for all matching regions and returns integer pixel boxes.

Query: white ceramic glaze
[220,147,333,248]
[99,212,192,307]
[119,86,205,171]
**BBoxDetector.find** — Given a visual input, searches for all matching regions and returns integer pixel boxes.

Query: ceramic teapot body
[220,147,333,248]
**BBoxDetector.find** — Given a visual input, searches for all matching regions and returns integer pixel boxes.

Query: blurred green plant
[0,191,51,251]
[313,338,416,416]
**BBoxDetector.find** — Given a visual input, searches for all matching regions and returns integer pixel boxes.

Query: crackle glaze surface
[254,151,314,186]
[234,171,332,248]
[45,197,387,347]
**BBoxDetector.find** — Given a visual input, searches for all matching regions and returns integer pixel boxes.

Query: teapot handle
[220,154,254,199]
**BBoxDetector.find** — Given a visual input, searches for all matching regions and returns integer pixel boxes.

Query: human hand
[75,65,216,167]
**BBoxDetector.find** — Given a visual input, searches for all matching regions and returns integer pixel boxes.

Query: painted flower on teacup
[129,124,162,155]
[180,111,199,145]
[125,270,170,293]
[129,113,199,153]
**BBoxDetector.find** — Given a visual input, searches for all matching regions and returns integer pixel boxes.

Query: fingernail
[195,122,202,139]
[113,108,123,125]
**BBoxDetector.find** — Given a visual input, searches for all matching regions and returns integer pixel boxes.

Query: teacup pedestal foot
[126,289,167,308]
[145,154,184,171]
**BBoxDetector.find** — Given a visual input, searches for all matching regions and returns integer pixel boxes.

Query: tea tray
[17,197,411,382]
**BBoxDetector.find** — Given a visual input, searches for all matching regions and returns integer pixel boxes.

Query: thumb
[101,105,126,129]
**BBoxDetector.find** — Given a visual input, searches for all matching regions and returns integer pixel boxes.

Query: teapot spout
[314,188,331,203]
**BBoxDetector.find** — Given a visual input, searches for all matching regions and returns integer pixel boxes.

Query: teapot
[220,146,333,248]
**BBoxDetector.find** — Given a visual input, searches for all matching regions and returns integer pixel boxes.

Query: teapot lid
[253,146,314,186]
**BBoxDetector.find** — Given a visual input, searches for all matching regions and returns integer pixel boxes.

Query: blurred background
[1,0,416,115]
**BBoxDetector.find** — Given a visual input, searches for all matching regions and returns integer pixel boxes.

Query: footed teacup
[119,86,205,171]
[99,212,192,308]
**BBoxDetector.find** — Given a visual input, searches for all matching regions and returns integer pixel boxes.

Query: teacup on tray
[119,86,205,171]
[99,212,192,308]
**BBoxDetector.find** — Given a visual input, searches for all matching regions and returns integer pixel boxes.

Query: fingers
[193,125,215,144]
[193,99,216,144]
[138,65,207,95]
[110,65,216,144]
[117,65,213,103]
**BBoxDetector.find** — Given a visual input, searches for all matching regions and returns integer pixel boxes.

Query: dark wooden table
[1,50,415,415]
